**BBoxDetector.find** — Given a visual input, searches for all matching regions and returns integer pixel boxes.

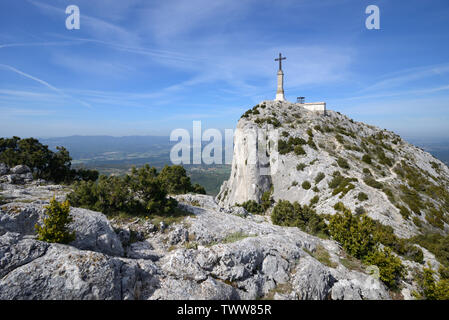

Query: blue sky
[1,0,449,139]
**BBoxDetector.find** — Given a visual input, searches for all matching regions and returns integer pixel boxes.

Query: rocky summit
[218,100,449,238]
[0,100,448,300]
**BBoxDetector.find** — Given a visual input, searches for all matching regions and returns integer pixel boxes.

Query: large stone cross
[275,53,286,71]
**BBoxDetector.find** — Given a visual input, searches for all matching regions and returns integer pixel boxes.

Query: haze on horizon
[1,0,449,140]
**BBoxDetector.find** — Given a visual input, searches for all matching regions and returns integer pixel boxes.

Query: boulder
[0,203,124,257]
[10,165,31,174]
[330,267,391,300]
[0,240,121,300]
[291,255,335,300]
[69,207,124,257]
[0,232,49,279]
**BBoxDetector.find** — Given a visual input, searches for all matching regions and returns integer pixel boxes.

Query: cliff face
[217,100,449,238]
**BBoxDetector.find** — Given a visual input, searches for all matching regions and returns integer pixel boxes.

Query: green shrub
[307,137,318,150]
[302,181,311,190]
[128,165,178,215]
[294,145,306,156]
[425,207,445,230]
[238,200,263,215]
[414,264,449,300]
[362,154,372,165]
[328,171,357,198]
[335,134,345,144]
[159,165,193,194]
[67,164,182,217]
[310,195,319,206]
[271,200,328,237]
[399,185,424,215]
[191,184,207,195]
[278,139,291,155]
[261,187,274,211]
[291,181,298,187]
[357,192,369,202]
[372,222,424,263]
[333,201,346,212]
[328,208,376,259]
[412,233,449,267]
[413,216,422,228]
[355,206,365,215]
[337,157,350,169]
[329,207,406,288]
[363,247,405,289]
[398,205,411,220]
[35,197,75,244]
[375,147,393,167]
[307,128,314,137]
[278,137,307,155]
[296,163,307,171]
[363,177,383,189]
[289,137,307,145]
[314,172,325,184]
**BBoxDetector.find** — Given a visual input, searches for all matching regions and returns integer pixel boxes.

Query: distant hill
[39,135,230,196]
[40,135,172,160]
[406,137,449,165]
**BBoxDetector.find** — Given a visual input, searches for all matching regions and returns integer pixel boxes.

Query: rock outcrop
[0,164,33,185]
[0,181,397,300]
[217,100,449,238]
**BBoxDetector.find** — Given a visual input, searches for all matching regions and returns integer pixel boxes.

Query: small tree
[328,208,376,259]
[414,264,449,300]
[35,197,75,244]
[363,247,404,289]
[158,165,192,194]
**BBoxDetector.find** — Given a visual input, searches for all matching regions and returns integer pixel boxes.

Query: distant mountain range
[40,135,172,160]
[40,135,449,166]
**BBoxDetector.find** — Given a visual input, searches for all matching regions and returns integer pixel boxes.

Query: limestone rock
[216,100,449,238]
[0,203,124,257]
[126,241,161,261]
[0,163,9,175]
[291,255,335,300]
[0,232,49,279]
[150,277,240,300]
[69,207,124,257]
[10,165,31,174]
[0,240,122,300]
[168,225,189,245]
[330,267,390,300]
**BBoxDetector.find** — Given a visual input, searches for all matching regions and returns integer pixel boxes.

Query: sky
[0,0,449,140]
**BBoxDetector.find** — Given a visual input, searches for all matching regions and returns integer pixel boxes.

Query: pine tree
[35,197,75,244]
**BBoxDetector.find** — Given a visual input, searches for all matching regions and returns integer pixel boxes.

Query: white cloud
[0,64,91,108]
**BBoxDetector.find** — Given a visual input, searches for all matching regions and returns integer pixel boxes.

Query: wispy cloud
[28,0,139,44]
[0,64,91,108]
[359,63,449,93]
